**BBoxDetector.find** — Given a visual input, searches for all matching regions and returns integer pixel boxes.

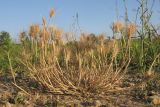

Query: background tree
[0,31,12,51]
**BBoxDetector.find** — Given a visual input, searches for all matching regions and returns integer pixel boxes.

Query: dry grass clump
[19,8,130,96]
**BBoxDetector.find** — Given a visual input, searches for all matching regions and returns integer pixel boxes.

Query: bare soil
[0,72,160,107]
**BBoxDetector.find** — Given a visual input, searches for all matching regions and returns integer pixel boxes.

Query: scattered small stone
[14,104,24,107]
[25,104,34,107]
[145,70,155,78]
[5,102,11,107]
[95,100,101,107]
[149,95,160,105]
[81,101,95,106]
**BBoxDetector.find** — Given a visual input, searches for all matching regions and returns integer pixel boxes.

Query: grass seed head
[53,27,62,40]
[98,34,105,42]
[112,21,124,33]
[40,28,49,41]
[29,24,40,38]
[42,17,46,26]
[127,23,136,38]
[49,8,55,18]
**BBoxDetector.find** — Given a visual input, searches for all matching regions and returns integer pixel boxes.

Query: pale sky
[0,0,159,39]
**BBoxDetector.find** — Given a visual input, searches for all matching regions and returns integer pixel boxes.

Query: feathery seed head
[40,28,49,41]
[127,23,136,38]
[29,24,40,38]
[53,27,62,40]
[98,34,105,43]
[42,17,46,26]
[49,8,55,18]
[112,21,124,32]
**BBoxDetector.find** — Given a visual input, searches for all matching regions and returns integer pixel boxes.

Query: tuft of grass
[18,9,130,96]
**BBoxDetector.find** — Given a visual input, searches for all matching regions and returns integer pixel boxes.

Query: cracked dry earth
[0,72,160,107]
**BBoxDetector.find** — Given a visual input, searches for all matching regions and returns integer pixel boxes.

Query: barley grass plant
[19,8,130,96]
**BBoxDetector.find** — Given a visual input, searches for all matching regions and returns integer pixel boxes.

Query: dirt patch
[0,72,160,107]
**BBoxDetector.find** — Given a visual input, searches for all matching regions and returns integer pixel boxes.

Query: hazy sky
[0,0,160,39]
